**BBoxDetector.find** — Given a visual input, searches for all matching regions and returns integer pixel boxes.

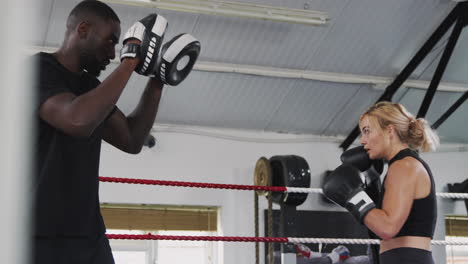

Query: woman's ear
[385,125,394,139]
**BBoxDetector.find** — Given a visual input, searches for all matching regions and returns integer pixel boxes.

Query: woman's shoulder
[386,157,421,183]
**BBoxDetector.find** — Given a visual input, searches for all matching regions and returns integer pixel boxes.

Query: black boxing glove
[322,164,376,223]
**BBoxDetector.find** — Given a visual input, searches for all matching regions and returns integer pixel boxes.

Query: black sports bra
[382,148,437,238]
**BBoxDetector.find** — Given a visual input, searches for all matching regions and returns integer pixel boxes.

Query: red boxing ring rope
[99,176,287,192]
[99,177,468,198]
[107,234,288,243]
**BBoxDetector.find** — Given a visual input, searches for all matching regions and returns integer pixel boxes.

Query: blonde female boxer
[323,102,439,264]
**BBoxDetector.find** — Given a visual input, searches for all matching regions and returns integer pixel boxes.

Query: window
[157,231,217,264]
[108,229,217,264]
[102,204,219,264]
[446,215,468,263]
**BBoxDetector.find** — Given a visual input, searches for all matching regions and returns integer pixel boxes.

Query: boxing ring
[100,175,468,251]
[99,147,468,264]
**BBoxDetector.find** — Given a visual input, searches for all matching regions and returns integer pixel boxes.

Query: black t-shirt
[33,52,109,237]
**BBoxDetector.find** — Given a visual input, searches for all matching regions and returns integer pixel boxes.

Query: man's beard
[86,65,102,77]
[80,49,102,77]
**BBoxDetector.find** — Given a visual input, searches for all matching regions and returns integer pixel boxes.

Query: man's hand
[120,13,168,75]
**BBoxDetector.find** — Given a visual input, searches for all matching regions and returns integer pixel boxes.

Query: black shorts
[380,247,434,264]
[33,234,114,264]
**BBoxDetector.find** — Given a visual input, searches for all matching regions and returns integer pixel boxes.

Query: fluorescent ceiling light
[102,0,329,25]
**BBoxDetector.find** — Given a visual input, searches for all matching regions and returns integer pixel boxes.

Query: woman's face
[359,115,390,160]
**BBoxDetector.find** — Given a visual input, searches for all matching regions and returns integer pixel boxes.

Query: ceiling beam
[340,1,468,150]
[417,11,465,118]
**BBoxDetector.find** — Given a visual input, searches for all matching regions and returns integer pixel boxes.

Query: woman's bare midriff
[380,236,431,253]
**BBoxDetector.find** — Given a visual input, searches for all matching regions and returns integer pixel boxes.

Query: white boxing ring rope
[283,186,468,200]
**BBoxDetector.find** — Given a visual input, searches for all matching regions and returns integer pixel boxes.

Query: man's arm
[39,59,139,138]
[103,78,164,154]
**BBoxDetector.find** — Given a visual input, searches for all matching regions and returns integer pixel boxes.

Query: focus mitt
[121,13,168,76]
[153,33,200,85]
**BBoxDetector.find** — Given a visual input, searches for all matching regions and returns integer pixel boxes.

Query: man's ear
[77,21,90,39]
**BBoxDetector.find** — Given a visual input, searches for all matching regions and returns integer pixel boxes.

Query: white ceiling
[31,0,468,146]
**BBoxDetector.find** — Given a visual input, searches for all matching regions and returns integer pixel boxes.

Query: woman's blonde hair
[360,101,440,152]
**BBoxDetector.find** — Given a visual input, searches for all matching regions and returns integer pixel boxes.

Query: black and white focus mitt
[153,33,201,86]
[120,13,168,76]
